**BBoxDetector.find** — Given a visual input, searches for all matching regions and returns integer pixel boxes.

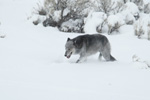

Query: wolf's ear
[67,38,71,41]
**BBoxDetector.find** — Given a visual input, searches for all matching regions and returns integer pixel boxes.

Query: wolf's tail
[110,55,116,61]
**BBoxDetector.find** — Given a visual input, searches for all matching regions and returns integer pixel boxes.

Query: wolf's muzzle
[64,51,72,59]
[64,51,67,57]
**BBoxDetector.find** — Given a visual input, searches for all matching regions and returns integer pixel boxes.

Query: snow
[144,0,150,4]
[60,19,83,32]
[84,12,107,33]
[0,0,150,100]
[123,2,139,15]
[107,14,125,27]
[134,13,150,39]
[63,8,70,17]
[53,10,61,22]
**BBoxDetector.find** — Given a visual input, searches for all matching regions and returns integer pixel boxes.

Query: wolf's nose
[64,52,67,57]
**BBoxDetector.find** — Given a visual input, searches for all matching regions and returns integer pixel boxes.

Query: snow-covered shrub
[130,0,144,11]
[112,1,124,15]
[134,14,150,40]
[144,3,150,14]
[147,22,150,40]
[122,0,128,4]
[42,0,90,28]
[32,0,90,33]
[32,15,46,25]
[122,2,140,20]
[107,14,125,34]
[84,12,107,33]
[43,16,57,27]
[123,2,139,14]
[92,0,124,15]
[118,2,140,25]
[133,12,140,20]
[59,19,84,33]
[121,11,137,25]
[35,2,47,16]
[30,2,47,25]
[131,0,144,6]
[134,19,144,38]
[125,13,136,24]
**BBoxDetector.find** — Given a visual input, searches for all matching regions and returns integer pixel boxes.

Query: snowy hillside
[0,0,150,100]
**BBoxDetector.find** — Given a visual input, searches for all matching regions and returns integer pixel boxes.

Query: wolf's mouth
[67,52,72,59]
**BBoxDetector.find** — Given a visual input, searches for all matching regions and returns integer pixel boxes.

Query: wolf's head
[64,38,76,59]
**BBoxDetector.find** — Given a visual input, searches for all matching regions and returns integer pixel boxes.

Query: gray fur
[64,34,116,63]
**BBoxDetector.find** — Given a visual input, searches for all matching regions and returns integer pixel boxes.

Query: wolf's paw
[76,60,80,63]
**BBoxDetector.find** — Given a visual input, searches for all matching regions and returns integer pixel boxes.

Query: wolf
[64,34,116,63]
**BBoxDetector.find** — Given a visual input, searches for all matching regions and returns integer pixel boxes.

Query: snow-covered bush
[125,13,136,24]
[134,14,150,40]
[92,0,124,15]
[32,15,46,25]
[147,22,150,40]
[130,0,144,11]
[84,12,107,33]
[30,2,47,25]
[32,0,150,36]
[134,19,145,38]
[122,0,128,4]
[42,0,90,27]
[35,2,47,16]
[123,2,139,15]
[119,2,140,25]
[33,0,90,30]
[59,19,84,33]
[107,14,125,34]
[144,3,150,14]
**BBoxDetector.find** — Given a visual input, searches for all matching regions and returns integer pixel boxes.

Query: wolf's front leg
[76,54,87,63]
[76,59,80,63]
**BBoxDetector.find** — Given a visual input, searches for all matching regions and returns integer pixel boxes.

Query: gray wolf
[64,34,116,63]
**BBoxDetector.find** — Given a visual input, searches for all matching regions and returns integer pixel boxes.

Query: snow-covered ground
[0,0,150,100]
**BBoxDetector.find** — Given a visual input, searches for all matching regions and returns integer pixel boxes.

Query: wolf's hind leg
[98,53,102,61]
[102,53,111,61]
[101,48,112,61]
[102,51,116,61]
